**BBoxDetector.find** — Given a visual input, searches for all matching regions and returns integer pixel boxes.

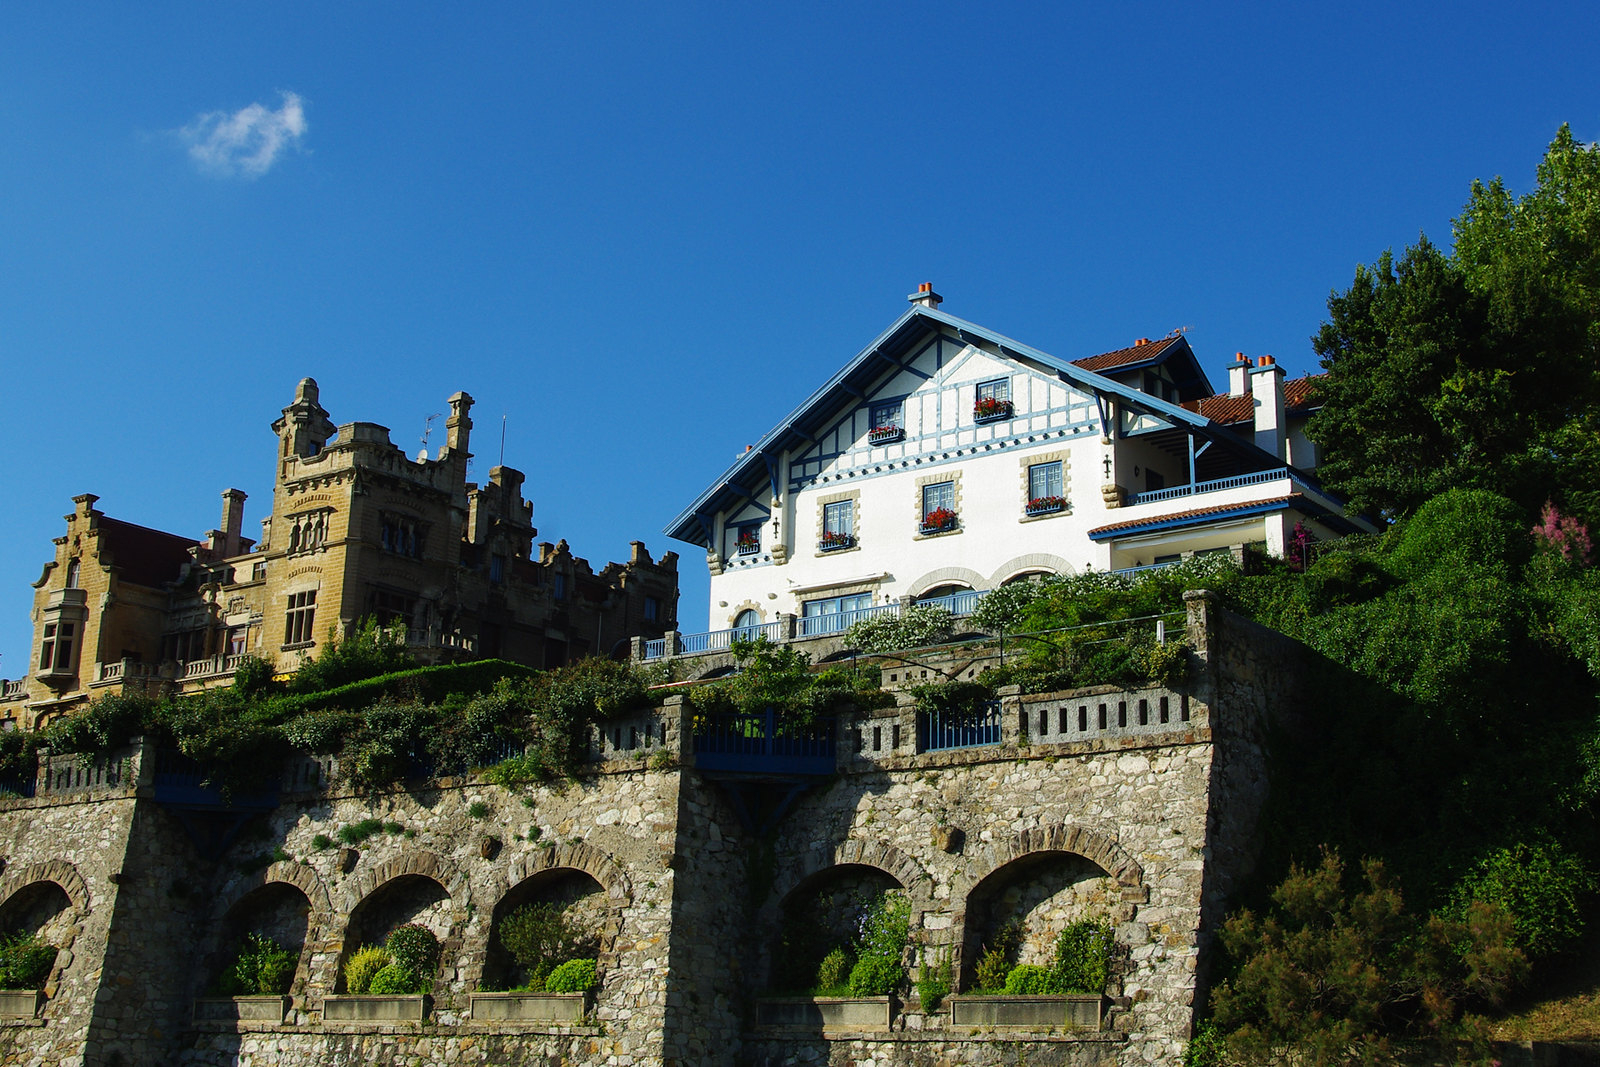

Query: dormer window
[974,379,1013,422]
[868,399,904,443]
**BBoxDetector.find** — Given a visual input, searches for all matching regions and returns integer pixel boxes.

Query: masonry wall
[0,596,1299,1067]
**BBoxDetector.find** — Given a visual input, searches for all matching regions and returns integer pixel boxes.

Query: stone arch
[963,824,1144,893]
[988,553,1077,587]
[953,823,1144,992]
[477,846,630,993]
[218,861,332,925]
[906,567,988,599]
[496,842,632,906]
[0,860,90,917]
[772,839,933,911]
[338,849,470,916]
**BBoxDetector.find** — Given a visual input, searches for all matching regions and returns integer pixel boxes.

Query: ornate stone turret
[271,378,336,469]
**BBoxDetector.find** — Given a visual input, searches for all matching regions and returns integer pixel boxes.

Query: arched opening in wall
[483,868,609,992]
[1002,569,1056,586]
[207,882,312,996]
[338,875,451,993]
[769,863,904,994]
[0,881,72,991]
[920,583,972,601]
[961,851,1127,994]
[698,665,737,680]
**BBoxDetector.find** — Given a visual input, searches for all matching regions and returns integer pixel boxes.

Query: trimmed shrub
[367,963,420,995]
[544,958,597,994]
[385,924,439,983]
[343,945,392,994]
[847,954,902,997]
[498,902,595,990]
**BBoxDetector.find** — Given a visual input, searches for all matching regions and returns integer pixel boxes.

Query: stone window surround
[1019,449,1072,523]
[814,489,860,557]
[726,600,765,629]
[912,471,963,540]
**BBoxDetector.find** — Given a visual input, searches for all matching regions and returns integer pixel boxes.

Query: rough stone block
[949,994,1104,1030]
[468,992,588,1023]
[322,994,428,1022]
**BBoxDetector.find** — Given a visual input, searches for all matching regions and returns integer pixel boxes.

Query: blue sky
[1,2,1596,673]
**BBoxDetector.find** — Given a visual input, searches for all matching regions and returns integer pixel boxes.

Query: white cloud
[181,91,307,178]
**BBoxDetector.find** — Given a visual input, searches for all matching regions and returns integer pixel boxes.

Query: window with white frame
[976,378,1010,403]
[1029,461,1064,501]
[869,399,902,433]
[284,590,317,646]
[822,500,853,544]
[921,481,956,530]
[800,593,873,635]
[38,622,76,672]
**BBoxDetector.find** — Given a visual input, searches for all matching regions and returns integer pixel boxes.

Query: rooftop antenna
[418,412,442,461]
[1167,325,1192,337]
[499,413,507,467]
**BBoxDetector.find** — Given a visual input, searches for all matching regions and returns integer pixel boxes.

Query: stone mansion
[0,380,678,730]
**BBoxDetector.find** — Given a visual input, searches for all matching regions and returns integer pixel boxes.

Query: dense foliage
[775,888,910,997]
[1308,127,1600,526]
[494,901,598,991]
[27,634,650,792]
[0,932,57,991]
[342,925,439,995]
[684,638,890,724]
[216,932,296,996]
[844,605,956,653]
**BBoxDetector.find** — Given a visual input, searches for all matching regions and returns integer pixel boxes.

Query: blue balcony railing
[642,638,667,661]
[692,708,836,775]
[919,701,1002,752]
[681,621,787,655]
[798,603,898,637]
[915,589,985,616]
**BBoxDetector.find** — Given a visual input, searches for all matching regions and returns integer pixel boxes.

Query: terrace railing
[918,701,1002,752]
[692,708,836,776]
[681,621,787,655]
[915,589,985,616]
[798,603,898,638]
[1123,466,1292,506]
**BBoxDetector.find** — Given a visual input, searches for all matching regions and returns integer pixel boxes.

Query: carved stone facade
[1,379,679,729]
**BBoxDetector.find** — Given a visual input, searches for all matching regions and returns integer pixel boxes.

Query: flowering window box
[1025,496,1066,516]
[919,508,959,535]
[973,398,1014,423]
[818,533,855,551]
[735,538,761,556]
[868,425,904,444]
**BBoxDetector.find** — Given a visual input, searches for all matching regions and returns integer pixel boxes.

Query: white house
[661,286,1371,651]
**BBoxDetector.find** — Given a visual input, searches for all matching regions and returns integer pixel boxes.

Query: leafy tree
[1309,127,1600,525]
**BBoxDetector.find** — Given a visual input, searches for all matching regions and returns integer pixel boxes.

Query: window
[868,400,904,442]
[732,524,761,556]
[369,589,416,630]
[228,628,248,656]
[284,591,317,646]
[977,378,1010,403]
[732,608,760,639]
[821,500,854,548]
[64,558,80,589]
[644,596,661,623]
[921,481,957,531]
[800,593,873,635]
[489,554,506,584]
[552,573,567,600]
[287,509,332,554]
[38,622,75,672]
[974,378,1013,421]
[1029,461,1063,501]
[380,513,424,558]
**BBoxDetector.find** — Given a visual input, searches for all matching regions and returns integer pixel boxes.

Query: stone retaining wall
[0,594,1306,1066]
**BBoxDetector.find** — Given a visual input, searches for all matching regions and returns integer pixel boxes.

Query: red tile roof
[97,518,198,588]
[1181,374,1325,425]
[1071,336,1183,373]
[1088,495,1302,538]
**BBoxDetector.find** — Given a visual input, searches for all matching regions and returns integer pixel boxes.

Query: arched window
[732,609,761,641]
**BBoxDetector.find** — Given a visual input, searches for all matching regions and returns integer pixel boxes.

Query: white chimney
[907,282,943,309]
[1228,353,1250,397]
[1250,356,1286,461]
